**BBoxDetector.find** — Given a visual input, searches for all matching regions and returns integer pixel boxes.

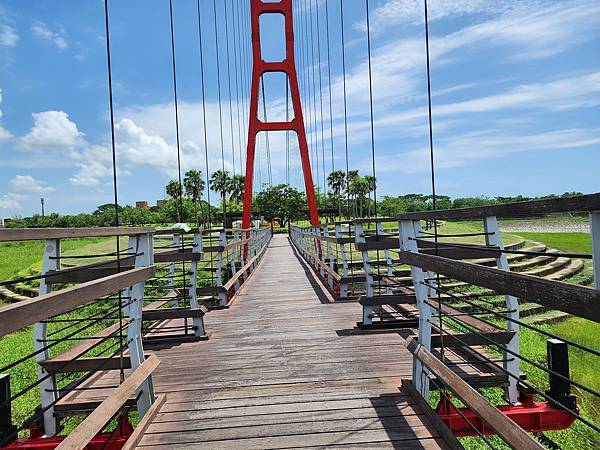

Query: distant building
[136,201,149,209]
[156,199,167,208]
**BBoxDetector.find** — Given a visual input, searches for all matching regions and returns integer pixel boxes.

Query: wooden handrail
[396,192,600,221]
[405,339,544,450]
[0,266,155,337]
[397,250,600,323]
[0,227,154,242]
[56,355,160,450]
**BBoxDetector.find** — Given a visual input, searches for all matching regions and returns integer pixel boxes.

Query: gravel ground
[500,220,590,233]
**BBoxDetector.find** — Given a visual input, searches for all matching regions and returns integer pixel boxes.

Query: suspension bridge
[0,0,599,449]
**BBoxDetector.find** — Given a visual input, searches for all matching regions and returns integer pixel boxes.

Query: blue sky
[0,0,599,218]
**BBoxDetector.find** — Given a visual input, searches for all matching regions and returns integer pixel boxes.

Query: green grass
[513,232,591,254]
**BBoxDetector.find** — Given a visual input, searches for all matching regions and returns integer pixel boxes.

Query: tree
[166,180,182,200]
[351,177,371,217]
[254,184,305,227]
[364,175,376,216]
[327,170,346,218]
[210,170,231,226]
[183,169,204,202]
[229,174,245,204]
[183,170,205,226]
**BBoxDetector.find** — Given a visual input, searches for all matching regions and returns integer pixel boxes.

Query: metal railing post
[324,225,334,290]
[216,230,228,306]
[355,223,374,325]
[484,215,520,404]
[231,231,240,291]
[591,211,600,289]
[400,219,432,400]
[168,232,181,307]
[127,232,155,417]
[36,238,60,436]
[378,222,394,295]
[335,224,349,298]
[188,231,206,337]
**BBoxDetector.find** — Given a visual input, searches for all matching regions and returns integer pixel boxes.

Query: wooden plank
[0,227,153,242]
[406,339,544,450]
[396,192,600,221]
[121,394,167,450]
[399,251,600,323]
[359,294,417,306]
[46,264,136,284]
[143,306,208,321]
[431,331,515,348]
[418,240,501,260]
[403,379,464,450]
[0,266,155,337]
[57,355,160,450]
[154,249,202,263]
[40,356,135,374]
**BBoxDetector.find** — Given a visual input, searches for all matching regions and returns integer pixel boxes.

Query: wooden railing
[290,193,600,448]
[0,224,271,446]
[0,227,160,446]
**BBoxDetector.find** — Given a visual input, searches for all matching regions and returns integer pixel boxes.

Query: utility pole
[40,198,45,217]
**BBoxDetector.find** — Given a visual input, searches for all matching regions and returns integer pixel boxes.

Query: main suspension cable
[224,0,237,176]
[339,0,350,218]
[315,0,327,194]
[102,0,125,386]
[325,0,335,175]
[197,0,213,227]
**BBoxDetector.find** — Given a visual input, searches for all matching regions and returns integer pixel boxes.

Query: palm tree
[229,175,245,204]
[327,170,345,219]
[345,171,360,217]
[165,180,182,200]
[183,170,205,226]
[210,170,231,226]
[353,177,371,217]
[183,169,204,202]
[364,175,376,216]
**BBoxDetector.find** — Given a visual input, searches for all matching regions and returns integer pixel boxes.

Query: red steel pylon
[242,0,320,229]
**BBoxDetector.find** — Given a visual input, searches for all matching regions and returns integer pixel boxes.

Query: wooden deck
[128,234,451,449]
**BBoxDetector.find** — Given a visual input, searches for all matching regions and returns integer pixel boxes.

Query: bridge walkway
[135,234,452,449]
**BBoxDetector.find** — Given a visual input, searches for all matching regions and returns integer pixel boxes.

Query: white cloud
[31,22,67,49]
[69,160,113,187]
[21,110,84,149]
[0,24,18,47]
[373,127,600,175]
[433,1,600,60]
[0,193,24,210]
[10,175,54,193]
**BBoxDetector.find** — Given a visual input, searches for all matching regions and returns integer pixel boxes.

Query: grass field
[513,231,591,254]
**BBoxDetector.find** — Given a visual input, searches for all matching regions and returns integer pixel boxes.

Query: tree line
[3,166,583,228]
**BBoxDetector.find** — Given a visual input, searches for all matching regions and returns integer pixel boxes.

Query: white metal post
[216,230,227,306]
[36,239,60,436]
[324,226,335,289]
[591,212,600,289]
[355,223,375,325]
[335,224,349,298]
[169,233,181,307]
[127,232,155,417]
[377,222,394,295]
[231,231,240,291]
[315,226,325,277]
[484,215,520,404]
[400,219,432,400]
[188,232,206,337]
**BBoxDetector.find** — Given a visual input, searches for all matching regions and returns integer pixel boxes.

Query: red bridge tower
[242,0,320,229]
